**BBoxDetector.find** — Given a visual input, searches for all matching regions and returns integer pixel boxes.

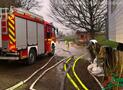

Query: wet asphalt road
[32,42,90,90]
[0,41,99,90]
[0,56,52,90]
[0,55,64,90]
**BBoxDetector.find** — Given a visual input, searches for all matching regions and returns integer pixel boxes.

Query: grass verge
[95,34,118,48]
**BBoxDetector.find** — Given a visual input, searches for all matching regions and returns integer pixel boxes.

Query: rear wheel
[26,49,36,65]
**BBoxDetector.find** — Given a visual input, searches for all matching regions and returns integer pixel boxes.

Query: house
[76,30,90,43]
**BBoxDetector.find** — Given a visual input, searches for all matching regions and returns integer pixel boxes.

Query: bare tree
[16,0,42,10]
[0,0,42,10]
[50,0,106,38]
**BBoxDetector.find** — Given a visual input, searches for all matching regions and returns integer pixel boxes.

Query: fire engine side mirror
[47,32,51,38]
[56,28,58,35]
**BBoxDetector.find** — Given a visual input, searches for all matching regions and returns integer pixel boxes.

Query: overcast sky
[32,0,74,35]
[32,0,50,22]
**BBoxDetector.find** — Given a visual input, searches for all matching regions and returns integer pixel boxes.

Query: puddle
[55,41,87,57]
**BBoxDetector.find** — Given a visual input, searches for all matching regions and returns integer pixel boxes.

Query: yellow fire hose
[72,56,88,90]
[64,55,88,90]
[64,57,80,90]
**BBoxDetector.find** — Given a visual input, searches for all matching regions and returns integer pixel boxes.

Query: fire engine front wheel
[26,49,36,65]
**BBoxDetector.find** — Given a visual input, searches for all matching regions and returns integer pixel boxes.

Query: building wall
[76,31,90,43]
[108,0,123,43]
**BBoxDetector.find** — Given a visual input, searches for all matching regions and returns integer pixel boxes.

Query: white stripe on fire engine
[8,17,15,25]
[9,28,15,37]
[9,34,16,43]
[8,22,15,30]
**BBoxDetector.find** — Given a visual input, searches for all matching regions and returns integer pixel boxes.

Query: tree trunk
[90,32,95,39]
[90,24,95,39]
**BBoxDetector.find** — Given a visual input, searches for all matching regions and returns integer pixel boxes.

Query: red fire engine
[0,7,57,64]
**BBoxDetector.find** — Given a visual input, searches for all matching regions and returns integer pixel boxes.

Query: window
[111,0,117,13]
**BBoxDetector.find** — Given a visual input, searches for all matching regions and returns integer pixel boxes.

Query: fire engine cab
[0,7,57,64]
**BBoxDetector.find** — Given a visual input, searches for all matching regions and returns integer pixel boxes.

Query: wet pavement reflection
[35,41,90,90]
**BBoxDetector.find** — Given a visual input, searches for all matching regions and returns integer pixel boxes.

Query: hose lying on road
[64,55,89,90]
[60,45,103,90]
[87,57,104,77]
[29,56,72,90]
[6,55,55,90]
[89,71,104,89]
[64,57,80,90]
[72,56,88,90]
[6,48,66,90]
[87,58,104,90]
[60,57,73,90]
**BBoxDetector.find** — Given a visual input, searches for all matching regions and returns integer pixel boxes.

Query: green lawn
[95,34,118,48]
[64,36,75,42]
